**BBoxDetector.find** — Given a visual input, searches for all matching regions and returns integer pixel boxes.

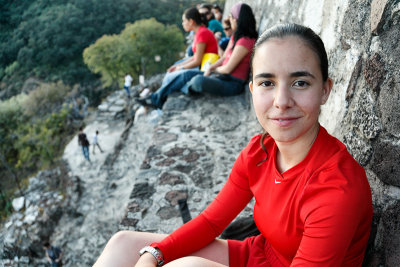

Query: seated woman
[93,23,373,267]
[187,3,258,97]
[218,18,233,56]
[136,7,218,109]
[212,4,223,22]
[199,3,225,40]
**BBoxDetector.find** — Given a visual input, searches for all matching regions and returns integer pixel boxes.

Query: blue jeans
[82,146,90,161]
[123,85,131,97]
[151,69,203,108]
[187,73,246,96]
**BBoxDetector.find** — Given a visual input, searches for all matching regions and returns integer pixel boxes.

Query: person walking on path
[43,242,63,267]
[92,130,104,154]
[123,73,133,98]
[78,127,90,162]
[93,23,372,267]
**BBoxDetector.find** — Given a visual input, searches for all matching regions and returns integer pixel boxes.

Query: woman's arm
[215,44,249,74]
[45,251,51,263]
[167,57,193,73]
[151,151,253,264]
[177,42,206,70]
[204,56,225,76]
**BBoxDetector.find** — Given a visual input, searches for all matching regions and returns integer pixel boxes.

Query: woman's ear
[321,78,333,105]
[249,81,254,94]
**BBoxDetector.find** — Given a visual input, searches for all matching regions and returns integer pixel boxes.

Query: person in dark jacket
[78,127,90,162]
[43,242,63,267]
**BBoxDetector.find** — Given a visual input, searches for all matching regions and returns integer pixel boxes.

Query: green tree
[0,0,198,87]
[83,18,184,87]
[83,35,126,87]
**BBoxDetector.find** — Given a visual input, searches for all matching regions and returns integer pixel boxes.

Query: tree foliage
[0,0,200,88]
[0,83,76,196]
[83,18,184,87]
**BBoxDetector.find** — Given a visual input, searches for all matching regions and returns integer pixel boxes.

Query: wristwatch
[139,246,164,266]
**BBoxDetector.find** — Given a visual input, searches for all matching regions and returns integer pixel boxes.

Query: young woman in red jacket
[94,23,372,267]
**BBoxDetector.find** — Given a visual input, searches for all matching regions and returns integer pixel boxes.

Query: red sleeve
[292,159,372,266]
[195,28,210,44]
[152,150,253,264]
[235,37,255,51]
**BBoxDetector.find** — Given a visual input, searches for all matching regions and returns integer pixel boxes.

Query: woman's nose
[273,84,293,109]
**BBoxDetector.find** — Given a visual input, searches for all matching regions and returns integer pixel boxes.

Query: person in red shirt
[187,3,258,97]
[136,7,218,109]
[94,23,373,267]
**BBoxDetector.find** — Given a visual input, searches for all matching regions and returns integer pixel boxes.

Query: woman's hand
[215,66,228,74]
[204,68,212,76]
[167,65,177,73]
[214,32,222,41]
[134,253,157,267]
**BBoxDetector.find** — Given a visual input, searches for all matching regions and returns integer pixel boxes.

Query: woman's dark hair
[199,3,216,20]
[212,4,223,13]
[232,3,258,49]
[250,23,329,81]
[184,7,208,27]
[223,18,231,29]
[251,23,329,166]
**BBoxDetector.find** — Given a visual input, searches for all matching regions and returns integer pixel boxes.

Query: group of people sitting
[136,2,258,109]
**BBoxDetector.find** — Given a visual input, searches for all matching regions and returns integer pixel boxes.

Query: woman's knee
[105,230,136,249]
[165,256,227,267]
[188,76,204,93]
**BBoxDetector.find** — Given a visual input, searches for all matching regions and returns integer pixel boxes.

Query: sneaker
[135,96,155,108]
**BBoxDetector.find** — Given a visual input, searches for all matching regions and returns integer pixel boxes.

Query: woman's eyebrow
[253,73,275,79]
[254,71,316,80]
[290,71,315,79]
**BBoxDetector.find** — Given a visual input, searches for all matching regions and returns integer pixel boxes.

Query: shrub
[22,81,72,116]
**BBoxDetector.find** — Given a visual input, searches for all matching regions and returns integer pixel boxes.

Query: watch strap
[139,246,164,266]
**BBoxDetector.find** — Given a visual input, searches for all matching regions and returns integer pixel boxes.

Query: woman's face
[223,22,232,37]
[182,14,191,32]
[229,15,237,31]
[249,36,332,145]
[212,8,222,21]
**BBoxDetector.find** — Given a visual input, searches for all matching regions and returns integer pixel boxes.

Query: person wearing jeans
[188,73,245,96]
[136,7,218,109]
[187,3,257,97]
[147,69,203,108]
[78,127,90,162]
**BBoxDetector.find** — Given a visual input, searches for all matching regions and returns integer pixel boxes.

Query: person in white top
[124,73,133,98]
[92,130,103,154]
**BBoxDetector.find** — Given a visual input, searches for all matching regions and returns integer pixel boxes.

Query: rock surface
[224,0,400,266]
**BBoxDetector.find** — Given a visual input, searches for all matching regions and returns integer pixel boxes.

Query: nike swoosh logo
[275,179,281,184]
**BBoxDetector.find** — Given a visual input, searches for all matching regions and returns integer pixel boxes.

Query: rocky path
[51,91,157,266]
[1,86,262,266]
[119,91,261,238]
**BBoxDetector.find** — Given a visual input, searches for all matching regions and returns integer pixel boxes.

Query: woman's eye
[293,80,309,88]
[259,80,273,87]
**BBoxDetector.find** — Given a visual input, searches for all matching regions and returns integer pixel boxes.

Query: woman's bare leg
[93,231,229,267]
[93,231,167,267]
[166,239,229,266]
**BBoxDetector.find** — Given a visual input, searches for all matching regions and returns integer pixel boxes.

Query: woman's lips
[270,117,299,127]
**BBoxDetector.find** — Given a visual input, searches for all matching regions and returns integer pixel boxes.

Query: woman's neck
[275,123,320,173]
[192,24,201,33]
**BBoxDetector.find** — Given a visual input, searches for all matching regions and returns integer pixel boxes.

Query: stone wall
[224,0,399,265]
